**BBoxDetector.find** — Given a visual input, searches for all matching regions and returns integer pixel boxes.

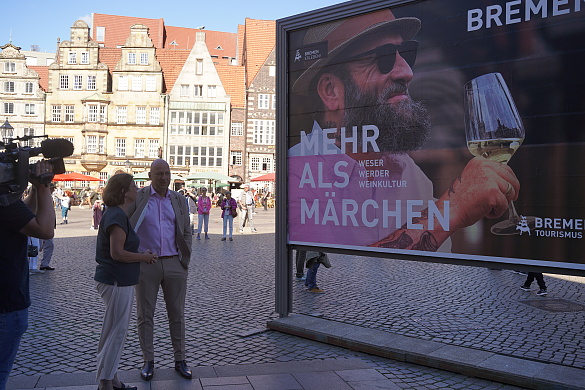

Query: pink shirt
[197,196,211,214]
[136,186,178,256]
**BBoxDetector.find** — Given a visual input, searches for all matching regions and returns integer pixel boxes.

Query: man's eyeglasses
[346,41,418,74]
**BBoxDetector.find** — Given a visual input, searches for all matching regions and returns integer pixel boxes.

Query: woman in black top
[94,174,157,390]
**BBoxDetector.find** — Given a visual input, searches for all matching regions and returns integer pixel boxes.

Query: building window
[207,85,216,98]
[52,105,61,122]
[25,104,35,115]
[4,103,14,114]
[251,157,260,171]
[196,59,203,75]
[99,171,108,181]
[140,53,148,65]
[65,105,75,123]
[231,122,243,136]
[269,65,276,77]
[180,84,189,97]
[148,139,159,158]
[23,128,34,146]
[96,27,105,41]
[149,107,160,125]
[86,135,97,153]
[81,52,90,64]
[258,94,270,109]
[99,136,105,153]
[230,151,242,165]
[118,75,128,91]
[115,138,126,157]
[88,105,98,122]
[117,106,127,124]
[262,157,272,171]
[68,52,77,64]
[169,110,224,136]
[4,62,16,73]
[193,85,203,97]
[170,145,222,167]
[272,94,276,110]
[131,76,142,91]
[100,106,106,123]
[60,75,69,89]
[128,53,136,65]
[4,81,14,93]
[74,75,83,90]
[134,139,145,158]
[136,106,146,124]
[253,120,275,145]
[145,75,156,91]
[25,82,34,94]
[87,75,96,90]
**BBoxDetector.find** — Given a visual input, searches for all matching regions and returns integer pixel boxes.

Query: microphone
[39,139,74,158]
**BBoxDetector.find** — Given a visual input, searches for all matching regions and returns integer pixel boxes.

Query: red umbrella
[53,172,104,182]
[251,173,275,182]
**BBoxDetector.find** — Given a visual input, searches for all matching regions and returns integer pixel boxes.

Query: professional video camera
[0,135,74,206]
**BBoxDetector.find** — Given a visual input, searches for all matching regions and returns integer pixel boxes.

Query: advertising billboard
[282,0,585,273]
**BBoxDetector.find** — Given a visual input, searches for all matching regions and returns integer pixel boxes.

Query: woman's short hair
[102,173,134,207]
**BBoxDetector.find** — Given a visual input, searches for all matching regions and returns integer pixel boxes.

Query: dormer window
[68,52,77,64]
[215,45,223,50]
[128,53,136,65]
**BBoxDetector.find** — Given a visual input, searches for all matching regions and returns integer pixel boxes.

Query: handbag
[231,208,238,218]
[27,238,39,257]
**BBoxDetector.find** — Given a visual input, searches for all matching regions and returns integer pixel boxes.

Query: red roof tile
[242,19,275,87]
[28,66,49,92]
[215,64,245,108]
[155,49,191,93]
[97,47,122,82]
[92,14,165,48]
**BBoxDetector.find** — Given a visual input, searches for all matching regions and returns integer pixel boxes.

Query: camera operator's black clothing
[0,200,35,312]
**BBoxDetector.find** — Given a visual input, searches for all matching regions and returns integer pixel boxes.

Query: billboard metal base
[267,314,585,390]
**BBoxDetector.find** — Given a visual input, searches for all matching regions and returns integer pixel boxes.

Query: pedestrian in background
[238,184,257,233]
[185,189,197,234]
[94,173,157,390]
[196,187,211,240]
[60,191,71,224]
[92,199,105,230]
[520,272,548,296]
[220,191,237,241]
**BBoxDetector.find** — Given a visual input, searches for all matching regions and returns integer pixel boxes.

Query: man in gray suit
[127,159,193,381]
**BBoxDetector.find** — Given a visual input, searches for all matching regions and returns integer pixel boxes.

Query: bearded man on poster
[288,9,519,251]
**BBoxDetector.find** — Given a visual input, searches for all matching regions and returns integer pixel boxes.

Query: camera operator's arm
[371,158,519,250]
[20,160,56,239]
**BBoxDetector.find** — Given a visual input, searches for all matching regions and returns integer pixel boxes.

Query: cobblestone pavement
[13,205,583,389]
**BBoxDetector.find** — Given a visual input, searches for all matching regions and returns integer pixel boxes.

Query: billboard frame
[276,0,585,316]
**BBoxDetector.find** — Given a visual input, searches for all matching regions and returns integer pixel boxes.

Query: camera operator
[0,160,56,388]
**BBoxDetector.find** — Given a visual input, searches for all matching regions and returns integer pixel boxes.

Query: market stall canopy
[53,172,104,182]
[251,173,275,182]
[185,172,233,181]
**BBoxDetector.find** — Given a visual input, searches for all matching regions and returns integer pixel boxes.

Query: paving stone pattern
[11,206,580,389]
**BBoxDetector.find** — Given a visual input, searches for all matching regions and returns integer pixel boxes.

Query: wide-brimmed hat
[292,9,420,94]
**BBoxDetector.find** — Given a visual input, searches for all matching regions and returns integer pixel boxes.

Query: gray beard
[341,79,431,153]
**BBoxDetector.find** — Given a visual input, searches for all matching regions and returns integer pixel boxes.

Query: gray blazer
[127,185,193,269]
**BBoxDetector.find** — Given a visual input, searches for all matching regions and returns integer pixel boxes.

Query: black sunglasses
[346,40,419,74]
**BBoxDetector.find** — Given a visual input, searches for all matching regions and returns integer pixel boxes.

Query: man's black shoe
[113,382,137,390]
[140,360,154,381]
[174,360,192,379]
[40,266,55,271]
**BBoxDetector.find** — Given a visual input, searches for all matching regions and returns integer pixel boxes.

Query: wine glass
[464,72,533,235]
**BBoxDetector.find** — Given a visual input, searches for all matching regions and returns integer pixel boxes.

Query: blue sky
[1,0,345,53]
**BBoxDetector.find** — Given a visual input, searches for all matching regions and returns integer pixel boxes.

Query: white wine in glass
[464,72,533,235]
